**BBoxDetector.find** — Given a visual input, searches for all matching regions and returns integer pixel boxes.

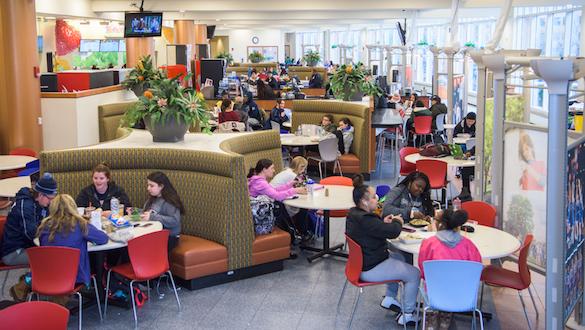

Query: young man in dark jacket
[1,173,58,265]
[454,112,477,201]
[453,112,476,137]
[308,69,323,88]
[243,91,263,130]
[429,95,448,130]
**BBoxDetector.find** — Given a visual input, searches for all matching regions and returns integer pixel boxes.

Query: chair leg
[103,270,112,318]
[348,288,362,330]
[76,291,83,330]
[1,270,9,295]
[518,290,533,330]
[527,286,539,319]
[336,160,343,177]
[400,283,407,330]
[479,282,484,310]
[318,161,323,180]
[91,275,103,321]
[167,271,181,311]
[422,306,429,330]
[130,280,138,326]
[476,308,484,330]
[147,280,151,304]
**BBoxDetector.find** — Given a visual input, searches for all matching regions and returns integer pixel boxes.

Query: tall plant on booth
[122,73,211,142]
[329,62,382,101]
[121,55,162,97]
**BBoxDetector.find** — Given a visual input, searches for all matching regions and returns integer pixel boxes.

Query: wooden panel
[194,24,207,45]
[126,37,154,67]
[41,85,124,99]
[302,88,325,97]
[174,20,195,45]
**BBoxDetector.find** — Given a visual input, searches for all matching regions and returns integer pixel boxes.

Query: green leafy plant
[248,51,264,63]
[121,55,162,91]
[216,51,234,65]
[504,194,534,240]
[122,73,211,133]
[329,62,383,101]
[303,50,321,66]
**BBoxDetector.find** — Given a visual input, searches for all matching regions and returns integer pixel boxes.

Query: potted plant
[329,62,383,101]
[248,51,264,64]
[303,50,321,67]
[216,51,234,66]
[122,73,211,142]
[121,55,162,97]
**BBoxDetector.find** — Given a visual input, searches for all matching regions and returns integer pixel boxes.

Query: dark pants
[461,167,475,189]
[168,235,179,260]
[274,201,310,239]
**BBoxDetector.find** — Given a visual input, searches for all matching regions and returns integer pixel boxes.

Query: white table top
[283,121,292,128]
[390,224,521,260]
[283,185,355,211]
[443,124,456,129]
[0,176,31,198]
[280,134,320,147]
[0,155,37,171]
[405,153,476,168]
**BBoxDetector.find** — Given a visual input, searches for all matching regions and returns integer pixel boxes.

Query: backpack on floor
[106,272,148,307]
[250,195,276,235]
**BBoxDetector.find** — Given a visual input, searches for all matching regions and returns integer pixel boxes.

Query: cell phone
[401,227,416,233]
[291,195,300,199]
[142,223,153,227]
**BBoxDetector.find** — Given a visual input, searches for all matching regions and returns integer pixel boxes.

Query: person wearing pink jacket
[418,208,481,330]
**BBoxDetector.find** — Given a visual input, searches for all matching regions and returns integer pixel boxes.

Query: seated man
[267,99,289,130]
[455,112,477,200]
[1,173,58,265]
[308,69,323,88]
[319,114,344,155]
[405,100,432,135]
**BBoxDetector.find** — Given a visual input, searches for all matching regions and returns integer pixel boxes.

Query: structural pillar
[0,0,42,153]
[444,47,458,125]
[468,50,487,201]
[430,46,440,97]
[126,37,155,68]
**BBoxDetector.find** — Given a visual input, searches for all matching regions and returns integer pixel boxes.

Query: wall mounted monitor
[79,39,100,52]
[124,12,163,37]
[100,39,119,52]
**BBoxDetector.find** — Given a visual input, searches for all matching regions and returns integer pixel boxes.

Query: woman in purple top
[37,194,108,285]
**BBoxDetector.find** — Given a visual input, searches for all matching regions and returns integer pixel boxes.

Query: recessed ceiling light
[179,9,185,13]
[216,19,221,22]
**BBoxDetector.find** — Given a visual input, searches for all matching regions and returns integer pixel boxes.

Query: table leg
[301,210,348,262]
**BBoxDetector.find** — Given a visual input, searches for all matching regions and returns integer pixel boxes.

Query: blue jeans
[359,250,421,313]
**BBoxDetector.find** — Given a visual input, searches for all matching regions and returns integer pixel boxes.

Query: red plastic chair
[481,234,537,329]
[104,230,181,326]
[413,116,434,147]
[397,147,419,185]
[416,159,448,208]
[0,301,69,330]
[319,176,353,218]
[462,201,497,227]
[0,216,28,295]
[337,235,407,329]
[27,246,102,330]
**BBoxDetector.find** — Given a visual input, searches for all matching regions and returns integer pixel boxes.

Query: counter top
[41,85,125,99]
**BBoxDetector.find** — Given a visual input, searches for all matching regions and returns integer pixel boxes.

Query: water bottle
[296,125,302,136]
[453,197,461,211]
[110,197,119,217]
[307,179,315,198]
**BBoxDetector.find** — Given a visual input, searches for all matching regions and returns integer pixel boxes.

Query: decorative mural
[55,19,81,56]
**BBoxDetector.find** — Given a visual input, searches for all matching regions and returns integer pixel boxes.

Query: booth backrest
[39,130,283,270]
[292,100,370,173]
[98,102,137,142]
[227,63,280,76]
[287,67,328,82]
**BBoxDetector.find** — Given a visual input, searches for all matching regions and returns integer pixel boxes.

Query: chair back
[128,230,170,280]
[301,124,320,136]
[9,148,37,158]
[518,234,534,289]
[0,216,7,245]
[435,113,446,131]
[375,185,391,199]
[0,301,69,330]
[423,260,483,312]
[466,138,476,151]
[217,121,246,133]
[270,121,280,131]
[414,116,433,134]
[317,137,340,162]
[201,85,215,100]
[320,176,352,186]
[399,147,419,177]
[461,201,497,227]
[416,159,447,189]
[344,235,364,285]
[27,246,80,296]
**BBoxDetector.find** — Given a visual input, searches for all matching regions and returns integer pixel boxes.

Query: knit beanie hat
[35,172,58,196]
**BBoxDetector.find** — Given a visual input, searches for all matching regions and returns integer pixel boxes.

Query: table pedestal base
[299,210,348,262]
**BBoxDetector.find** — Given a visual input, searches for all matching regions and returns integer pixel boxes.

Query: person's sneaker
[397,312,420,326]
[380,296,402,313]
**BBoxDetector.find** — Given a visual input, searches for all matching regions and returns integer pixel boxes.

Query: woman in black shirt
[75,163,131,216]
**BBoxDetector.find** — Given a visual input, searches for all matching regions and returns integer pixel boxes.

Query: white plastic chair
[421,260,485,330]
[270,121,281,131]
[217,121,246,133]
[307,137,342,179]
[466,138,476,152]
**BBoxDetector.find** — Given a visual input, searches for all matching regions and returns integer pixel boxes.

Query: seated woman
[75,163,131,217]
[418,208,481,329]
[346,175,421,326]
[337,117,354,154]
[382,171,434,222]
[141,171,184,253]
[248,159,311,241]
[406,100,432,133]
[37,194,108,285]
[257,79,277,100]
[218,99,241,124]
[267,99,289,130]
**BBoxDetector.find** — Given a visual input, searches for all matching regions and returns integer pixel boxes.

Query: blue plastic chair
[375,185,391,199]
[422,260,485,330]
[17,159,39,177]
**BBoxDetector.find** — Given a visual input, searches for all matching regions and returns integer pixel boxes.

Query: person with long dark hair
[382,171,434,221]
[346,175,421,326]
[76,162,131,216]
[141,171,185,252]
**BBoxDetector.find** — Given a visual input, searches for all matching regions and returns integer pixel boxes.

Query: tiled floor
[0,144,556,329]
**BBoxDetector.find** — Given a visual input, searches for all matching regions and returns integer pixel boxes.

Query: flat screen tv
[79,39,100,52]
[100,39,119,52]
[124,12,163,37]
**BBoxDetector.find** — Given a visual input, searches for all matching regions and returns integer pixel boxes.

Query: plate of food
[409,218,430,228]
[399,233,425,244]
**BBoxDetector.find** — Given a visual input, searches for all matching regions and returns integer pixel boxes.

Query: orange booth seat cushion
[252,228,291,266]
[306,152,361,174]
[171,235,229,280]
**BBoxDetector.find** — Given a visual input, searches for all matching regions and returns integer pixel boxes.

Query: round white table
[453,137,472,145]
[0,155,37,171]
[283,121,292,128]
[89,221,163,252]
[405,152,475,168]
[284,185,355,262]
[0,176,31,197]
[280,134,319,147]
[389,224,521,260]
[443,124,457,143]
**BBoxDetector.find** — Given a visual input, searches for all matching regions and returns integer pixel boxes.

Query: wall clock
[252,36,259,44]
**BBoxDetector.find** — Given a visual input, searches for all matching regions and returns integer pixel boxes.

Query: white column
[323,30,331,64]
[430,46,441,97]
[469,50,487,201]
[445,47,458,125]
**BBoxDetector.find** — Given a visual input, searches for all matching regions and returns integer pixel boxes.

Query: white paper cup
[77,207,85,216]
